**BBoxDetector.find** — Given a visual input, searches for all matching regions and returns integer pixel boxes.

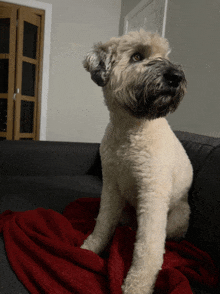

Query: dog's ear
[83,42,114,87]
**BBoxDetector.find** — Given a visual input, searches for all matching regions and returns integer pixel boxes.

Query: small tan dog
[81,29,193,294]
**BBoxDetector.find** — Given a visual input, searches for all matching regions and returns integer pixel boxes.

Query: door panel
[20,100,34,133]
[14,7,40,140]
[0,98,7,132]
[0,6,16,140]
[0,17,10,53]
[0,59,9,93]
[23,21,38,59]
[21,61,36,97]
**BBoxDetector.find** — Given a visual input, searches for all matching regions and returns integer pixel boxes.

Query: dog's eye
[131,53,143,62]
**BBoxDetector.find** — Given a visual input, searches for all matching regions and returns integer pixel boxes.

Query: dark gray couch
[0,131,220,293]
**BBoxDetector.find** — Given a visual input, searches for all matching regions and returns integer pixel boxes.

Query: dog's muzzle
[123,58,187,119]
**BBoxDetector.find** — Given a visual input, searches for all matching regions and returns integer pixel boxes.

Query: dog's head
[83,29,187,119]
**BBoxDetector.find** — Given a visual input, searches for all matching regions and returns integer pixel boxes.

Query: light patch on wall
[71,43,86,58]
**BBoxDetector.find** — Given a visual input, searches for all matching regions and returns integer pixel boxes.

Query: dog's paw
[80,242,91,250]
[121,267,155,294]
[80,234,103,254]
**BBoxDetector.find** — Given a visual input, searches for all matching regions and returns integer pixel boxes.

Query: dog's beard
[112,65,186,119]
[122,86,186,119]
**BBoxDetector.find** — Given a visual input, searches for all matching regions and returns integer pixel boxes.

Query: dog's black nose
[163,70,183,88]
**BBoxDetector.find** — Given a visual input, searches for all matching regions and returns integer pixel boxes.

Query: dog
[81,29,193,294]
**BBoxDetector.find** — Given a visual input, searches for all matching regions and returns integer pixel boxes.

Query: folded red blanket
[0,198,218,294]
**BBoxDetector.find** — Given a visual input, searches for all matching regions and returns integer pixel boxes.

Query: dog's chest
[100,119,192,208]
[100,127,154,199]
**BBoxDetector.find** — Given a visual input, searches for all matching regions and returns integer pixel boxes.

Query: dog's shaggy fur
[81,29,193,294]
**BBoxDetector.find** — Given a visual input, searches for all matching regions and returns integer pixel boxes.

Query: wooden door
[0,2,44,140]
[0,5,16,140]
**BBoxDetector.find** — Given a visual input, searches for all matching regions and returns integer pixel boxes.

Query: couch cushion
[0,175,102,214]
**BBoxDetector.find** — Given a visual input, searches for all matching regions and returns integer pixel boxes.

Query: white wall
[165,0,220,137]
[42,0,121,142]
[10,0,220,141]
[120,0,220,138]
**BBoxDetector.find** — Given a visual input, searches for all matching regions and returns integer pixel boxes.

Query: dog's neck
[110,109,145,129]
[108,108,166,142]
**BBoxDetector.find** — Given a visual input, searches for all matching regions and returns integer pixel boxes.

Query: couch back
[0,141,101,177]
[174,131,220,269]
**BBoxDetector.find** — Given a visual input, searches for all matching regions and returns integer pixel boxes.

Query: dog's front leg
[81,181,125,255]
[122,191,170,294]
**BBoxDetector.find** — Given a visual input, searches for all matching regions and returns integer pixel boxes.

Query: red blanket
[0,198,218,294]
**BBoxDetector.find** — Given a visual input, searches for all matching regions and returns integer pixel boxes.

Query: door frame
[4,0,52,140]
